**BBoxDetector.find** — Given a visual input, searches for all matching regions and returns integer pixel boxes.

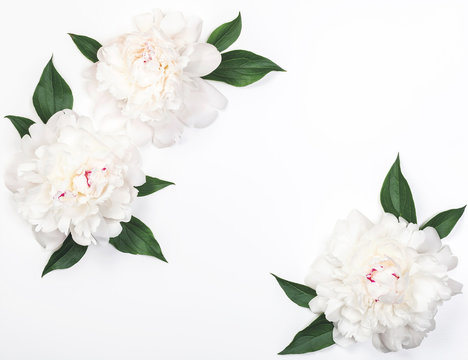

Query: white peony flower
[305,211,462,353]
[5,109,145,250]
[90,9,227,147]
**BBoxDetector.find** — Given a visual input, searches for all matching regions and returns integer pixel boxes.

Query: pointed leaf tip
[207,12,242,52]
[272,274,316,308]
[69,33,102,63]
[421,206,466,238]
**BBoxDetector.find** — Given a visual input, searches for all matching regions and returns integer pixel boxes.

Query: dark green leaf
[68,33,102,63]
[207,12,242,52]
[110,216,167,262]
[272,274,316,308]
[42,235,87,277]
[203,50,285,87]
[279,314,335,355]
[380,154,417,223]
[5,115,35,137]
[420,206,466,238]
[33,57,74,123]
[136,176,174,197]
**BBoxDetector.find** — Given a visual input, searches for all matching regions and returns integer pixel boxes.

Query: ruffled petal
[34,229,67,251]
[151,116,184,147]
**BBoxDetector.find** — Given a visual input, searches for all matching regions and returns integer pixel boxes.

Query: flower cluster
[306,211,461,352]
[274,156,464,355]
[6,110,145,250]
[6,10,282,275]
[90,10,227,147]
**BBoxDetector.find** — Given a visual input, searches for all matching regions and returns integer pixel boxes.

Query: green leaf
[33,57,74,123]
[380,154,417,224]
[207,12,242,52]
[420,206,466,239]
[42,235,87,277]
[68,33,102,63]
[136,176,174,197]
[5,115,35,137]
[203,50,285,87]
[110,216,167,262]
[279,314,335,355]
[272,274,316,308]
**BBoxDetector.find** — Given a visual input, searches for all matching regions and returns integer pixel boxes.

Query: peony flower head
[305,211,462,353]
[5,109,145,250]
[92,9,227,147]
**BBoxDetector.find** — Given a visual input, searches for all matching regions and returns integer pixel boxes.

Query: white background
[0,0,467,359]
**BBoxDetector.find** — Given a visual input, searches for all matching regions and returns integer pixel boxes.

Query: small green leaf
[110,216,167,262]
[380,154,417,224]
[42,235,87,277]
[420,206,466,239]
[203,50,285,87]
[5,115,35,137]
[33,57,74,123]
[279,314,335,355]
[207,12,242,52]
[68,33,102,63]
[136,176,174,197]
[272,274,316,308]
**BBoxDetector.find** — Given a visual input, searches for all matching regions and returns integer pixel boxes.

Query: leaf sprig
[204,12,285,86]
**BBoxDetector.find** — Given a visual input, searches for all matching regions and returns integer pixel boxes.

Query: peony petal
[127,118,153,146]
[372,333,391,353]
[151,116,184,148]
[34,229,67,251]
[305,256,333,289]
[418,227,442,253]
[134,12,154,32]
[174,16,202,44]
[333,327,356,347]
[447,278,463,295]
[159,11,186,37]
[185,43,221,77]
[70,228,94,246]
[308,296,327,314]
[436,246,458,271]
[152,9,164,27]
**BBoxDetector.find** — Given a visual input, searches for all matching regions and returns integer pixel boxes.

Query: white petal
[185,43,221,77]
[34,229,67,251]
[418,227,442,253]
[177,79,227,128]
[448,278,463,295]
[372,333,391,353]
[160,11,186,37]
[194,78,227,109]
[305,256,333,289]
[151,117,184,148]
[107,221,123,238]
[308,296,327,314]
[127,118,153,146]
[152,9,164,27]
[175,16,202,43]
[436,246,458,271]
[333,327,355,347]
[70,228,94,246]
[134,12,154,32]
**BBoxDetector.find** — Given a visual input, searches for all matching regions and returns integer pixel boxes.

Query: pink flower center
[142,42,156,63]
[84,170,92,187]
